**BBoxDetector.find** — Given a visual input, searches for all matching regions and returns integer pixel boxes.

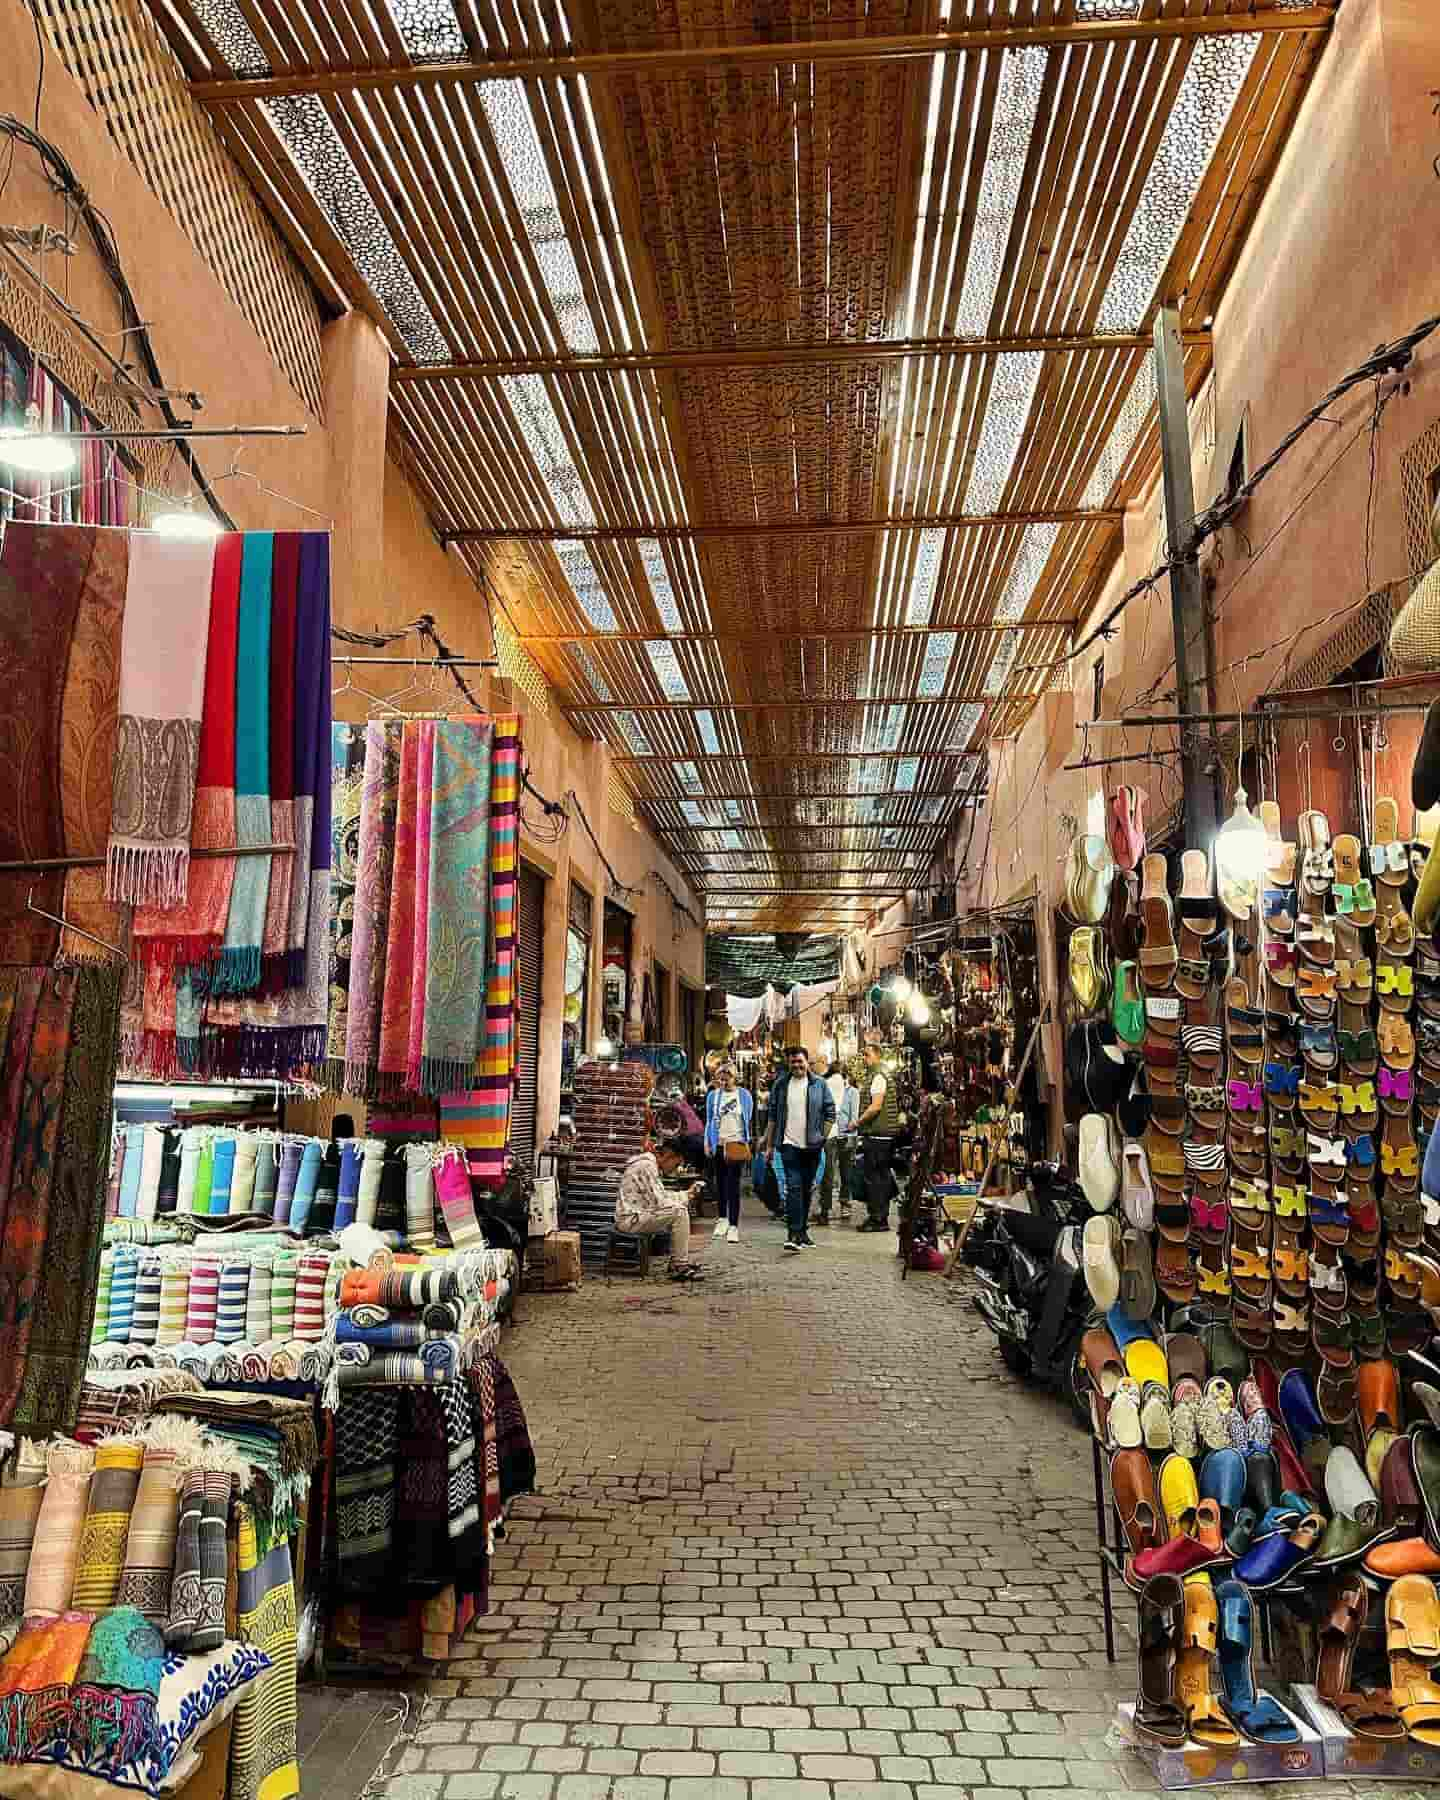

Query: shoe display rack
[1063,778,1440,1775]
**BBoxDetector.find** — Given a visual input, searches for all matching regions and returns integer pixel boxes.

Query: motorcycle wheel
[1061,1333,1093,1432]
[997,1339,1032,1379]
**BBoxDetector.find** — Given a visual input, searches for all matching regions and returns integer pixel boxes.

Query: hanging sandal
[1177,849,1217,941]
[1299,810,1335,897]
[1176,1579,1241,1748]
[1333,835,1378,928]
[1386,1575,1440,1745]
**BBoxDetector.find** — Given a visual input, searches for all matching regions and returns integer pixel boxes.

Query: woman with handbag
[705,1063,754,1242]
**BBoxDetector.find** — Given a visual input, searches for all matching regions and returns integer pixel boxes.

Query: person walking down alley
[705,1062,753,1243]
[759,1046,835,1254]
[856,1038,901,1233]
[812,1054,857,1225]
[615,1142,707,1281]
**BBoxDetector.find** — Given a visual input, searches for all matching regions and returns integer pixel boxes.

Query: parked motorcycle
[961,1160,1094,1427]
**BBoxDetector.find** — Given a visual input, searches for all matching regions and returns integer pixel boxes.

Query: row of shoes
[1313,1569,1440,1744]
[1133,1574,1299,1747]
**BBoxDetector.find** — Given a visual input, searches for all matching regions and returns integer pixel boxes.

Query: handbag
[723,1140,750,1164]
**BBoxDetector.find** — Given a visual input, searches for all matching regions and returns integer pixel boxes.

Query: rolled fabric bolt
[156,1266,190,1347]
[313,1143,340,1229]
[336,1143,361,1233]
[176,1128,203,1215]
[209,1136,236,1216]
[292,1254,329,1342]
[252,1138,278,1216]
[215,1262,250,1344]
[356,1137,386,1227]
[156,1128,181,1214]
[269,1251,297,1338]
[130,1256,162,1346]
[376,1145,406,1235]
[91,1250,113,1346]
[404,1143,437,1249]
[273,1139,302,1225]
[290,1140,322,1234]
[193,1135,214,1216]
[184,1257,220,1342]
[107,1247,139,1342]
[230,1135,258,1214]
[136,1125,165,1221]
[117,1127,143,1219]
[244,1260,272,1346]
[434,1146,483,1248]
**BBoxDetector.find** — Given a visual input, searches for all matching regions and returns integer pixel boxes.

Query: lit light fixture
[1214,785,1268,885]
[0,403,75,475]
[595,1035,616,1058]
[891,976,913,1003]
[908,996,932,1027]
[152,498,221,539]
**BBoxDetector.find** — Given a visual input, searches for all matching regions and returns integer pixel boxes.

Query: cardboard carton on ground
[1291,1682,1440,1781]
[1116,1700,1325,1787]
[539,1230,582,1290]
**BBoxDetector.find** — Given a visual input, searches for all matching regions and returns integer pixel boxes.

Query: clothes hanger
[27,885,126,960]
[330,657,402,713]
[212,454,334,529]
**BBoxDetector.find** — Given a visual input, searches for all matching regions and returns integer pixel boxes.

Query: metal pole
[1153,304,1219,849]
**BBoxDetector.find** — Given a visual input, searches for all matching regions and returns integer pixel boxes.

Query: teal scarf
[217,533,273,992]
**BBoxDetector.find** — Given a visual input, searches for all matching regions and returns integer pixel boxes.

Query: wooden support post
[1153,304,1220,850]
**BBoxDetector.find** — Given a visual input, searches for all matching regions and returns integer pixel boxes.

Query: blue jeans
[780,1146,820,1239]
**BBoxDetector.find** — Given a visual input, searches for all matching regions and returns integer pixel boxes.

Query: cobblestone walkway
[379,1203,1336,1800]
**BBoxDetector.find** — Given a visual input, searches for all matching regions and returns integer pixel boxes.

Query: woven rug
[106,532,216,909]
[343,720,402,1095]
[493,1357,537,1503]
[334,1388,399,1596]
[460,714,522,1186]
[229,1503,298,1800]
[419,718,493,1095]
[15,964,125,1437]
[115,1443,183,1627]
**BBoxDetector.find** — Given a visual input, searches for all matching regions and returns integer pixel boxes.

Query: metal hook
[27,886,126,960]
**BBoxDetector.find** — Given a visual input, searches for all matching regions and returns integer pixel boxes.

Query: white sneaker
[713,1219,728,1238]
[726,1227,739,1243]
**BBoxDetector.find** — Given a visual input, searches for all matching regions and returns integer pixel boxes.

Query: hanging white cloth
[726,992,767,1034]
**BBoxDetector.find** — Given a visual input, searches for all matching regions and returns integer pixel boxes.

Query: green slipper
[1112,960,1145,1044]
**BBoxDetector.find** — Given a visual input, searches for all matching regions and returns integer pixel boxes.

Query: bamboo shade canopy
[143,0,1334,930]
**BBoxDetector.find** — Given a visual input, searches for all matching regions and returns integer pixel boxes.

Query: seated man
[615,1143,706,1282]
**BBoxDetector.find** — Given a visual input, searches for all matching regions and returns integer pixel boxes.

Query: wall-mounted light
[0,403,75,475]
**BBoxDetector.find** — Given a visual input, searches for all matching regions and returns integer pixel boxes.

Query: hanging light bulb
[0,403,75,475]
[908,995,931,1026]
[1215,785,1268,885]
[595,1035,615,1058]
[891,975,912,1003]
[152,497,221,538]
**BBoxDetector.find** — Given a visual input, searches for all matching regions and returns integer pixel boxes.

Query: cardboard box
[1291,1682,1440,1781]
[539,1230,582,1291]
[1116,1700,1324,1788]
[528,1176,558,1237]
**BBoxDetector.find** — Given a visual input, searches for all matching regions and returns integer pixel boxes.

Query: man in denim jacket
[759,1046,836,1253]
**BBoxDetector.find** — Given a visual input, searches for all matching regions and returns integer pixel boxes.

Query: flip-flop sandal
[1133,1574,1189,1748]
[1296,963,1339,1021]
[1332,834,1378,928]
[1177,849,1217,941]
[1259,800,1296,881]
[1299,810,1335,897]
[1385,1243,1423,1293]
[1263,883,1297,938]
[1386,1576,1440,1745]
[1139,853,1179,990]
[1382,1113,1419,1185]
[1219,855,1259,925]
[1418,835,1440,939]
[1377,953,1415,1016]
[1379,1010,1416,1069]
[1338,1077,1379,1130]
[1273,1234,1309,1299]
[1229,1231,1271,1303]
[1380,1062,1414,1115]
[1232,1296,1273,1352]
[1387,1309,1432,1355]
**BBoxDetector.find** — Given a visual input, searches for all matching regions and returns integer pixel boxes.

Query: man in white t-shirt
[759,1046,835,1253]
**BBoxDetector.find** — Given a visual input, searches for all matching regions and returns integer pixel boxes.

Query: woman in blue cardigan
[704,1063,754,1243]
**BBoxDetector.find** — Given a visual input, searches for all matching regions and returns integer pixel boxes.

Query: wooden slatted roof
[144,0,1335,933]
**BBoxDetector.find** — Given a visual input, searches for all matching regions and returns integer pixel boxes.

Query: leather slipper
[1081,1325,1125,1397]
[1139,853,1178,988]
[1079,1113,1119,1212]
[1121,1141,1154,1229]
[1120,1228,1156,1322]
[1083,1212,1122,1309]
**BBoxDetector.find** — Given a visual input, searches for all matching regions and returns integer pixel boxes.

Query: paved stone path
[379,1202,1341,1800]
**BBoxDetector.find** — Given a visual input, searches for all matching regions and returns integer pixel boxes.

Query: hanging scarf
[406,722,437,1091]
[260,533,299,993]
[217,533,274,994]
[106,532,216,907]
[377,724,423,1089]
[324,724,366,1085]
[286,535,332,987]
[132,534,242,970]
[420,718,493,1095]
[344,720,402,1094]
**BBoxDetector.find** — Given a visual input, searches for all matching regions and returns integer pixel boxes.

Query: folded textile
[117,1130,143,1220]
[269,1250,296,1339]
[244,1262,272,1348]
[421,1297,463,1333]
[339,1264,461,1309]
[419,1335,458,1380]
[0,1610,95,1761]
[420,718,493,1094]
[105,1133,122,1220]
[348,1304,388,1330]
[184,1259,220,1343]
[106,532,215,908]
[259,1339,300,1381]
[164,1471,201,1651]
[210,1136,236,1215]
[405,1144,437,1249]
[136,1126,164,1222]
[273,1140,301,1227]
[434,1147,482,1249]
[293,1256,328,1342]
[345,720,402,1095]
[115,1443,183,1628]
[290,1141,321,1235]
[253,1139,278,1216]
[153,1391,318,1478]
[231,1135,259,1215]
[72,1439,144,1611]
[217,533,274,995]
[239,1346,269,1381]
[313,1142,340,1232]
[156,1267,190,1348]
[336,1142,361,1233]
[216,1263,250,1345]
[176,1129,201,1215]
[67,1604,166,1775]
[230,1501,298,1800]
[356,1137,385,1229]
[92,1252,113,1349]
[193,1136,214,1216]
[335,1353,452,1387]
[157,1129,181,1214]
[107,1249,139,1345]
[130,1258,162,1348]
[335,1315,427,1350]
[25,1443,96,1616]
[0,1484,43,1616]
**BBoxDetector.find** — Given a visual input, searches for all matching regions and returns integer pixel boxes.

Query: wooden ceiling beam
[188,10,1334,99]
[393,331,1209,380]
[443,509,1120,542]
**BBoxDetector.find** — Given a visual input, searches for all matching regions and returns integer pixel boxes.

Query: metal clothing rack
[0,843,293,872]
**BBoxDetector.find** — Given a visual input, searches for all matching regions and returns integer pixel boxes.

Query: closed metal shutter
[513,863,545,1172]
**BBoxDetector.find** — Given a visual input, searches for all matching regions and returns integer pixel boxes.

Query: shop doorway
[601,900,633,1045]
[562,881,593,1099]
[513,863,546,1172]
[653,959,669,1042]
